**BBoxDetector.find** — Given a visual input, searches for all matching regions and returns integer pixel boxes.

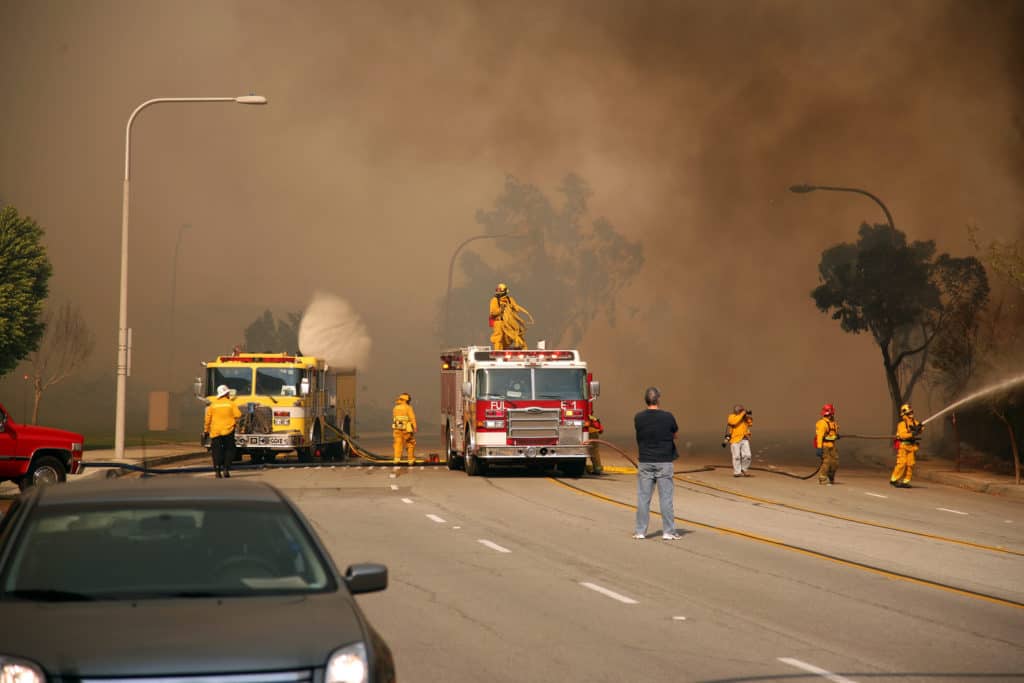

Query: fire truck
[195,352,356,463]
[440,346,600,476]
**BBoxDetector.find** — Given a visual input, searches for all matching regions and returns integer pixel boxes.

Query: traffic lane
[680,465,1024,552]
[267,466,1024,681]
[664,474,1024,603]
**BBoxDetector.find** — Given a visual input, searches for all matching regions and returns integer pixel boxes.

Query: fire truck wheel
[297,448,313,463]
[560,460,586,478]
[18,455,67,491]
[465,454,480,476]
[445,426,463,470]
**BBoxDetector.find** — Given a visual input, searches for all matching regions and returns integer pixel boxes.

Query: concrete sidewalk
[911,457,1024,502]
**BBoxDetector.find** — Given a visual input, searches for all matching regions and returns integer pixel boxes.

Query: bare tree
[27,302,95,424]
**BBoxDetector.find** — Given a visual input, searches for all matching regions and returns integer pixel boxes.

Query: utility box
[148,391,170,431]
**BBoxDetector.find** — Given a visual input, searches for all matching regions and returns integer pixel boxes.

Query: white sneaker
[632,533,646,540]
[662,532,682,540]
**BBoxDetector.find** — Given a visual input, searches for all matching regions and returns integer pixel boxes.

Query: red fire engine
[440,346,600,476]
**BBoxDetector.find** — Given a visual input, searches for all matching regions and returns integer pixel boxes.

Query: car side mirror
[462,381,472,399]
[0,414,6,432]
[344,562,388,594]
[193,377,204,398]
[589,380,601,398]
[300,378,310,396]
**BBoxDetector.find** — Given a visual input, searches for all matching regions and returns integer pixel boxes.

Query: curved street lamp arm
[807,185,896,231]
[443,231,526,339]
[124,97,238,179]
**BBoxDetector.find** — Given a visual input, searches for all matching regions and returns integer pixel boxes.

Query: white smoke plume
[298,292,372,371]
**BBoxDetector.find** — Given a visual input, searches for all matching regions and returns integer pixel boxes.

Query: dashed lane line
[426,513,446,524]
[401,498,413,504]
[778,657,858,683]
[937,507,968,515]
[478,539,511,553]
[580,582,638,604]
[864,492,887,499]
[389,484,399,491]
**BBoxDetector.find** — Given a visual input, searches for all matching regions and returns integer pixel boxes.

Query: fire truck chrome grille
[507,408,560,443]
[78,671,314,683]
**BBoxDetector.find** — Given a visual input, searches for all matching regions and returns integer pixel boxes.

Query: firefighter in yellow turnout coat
[891,403,923,488]
[392,393,417,463]
[814,404,840,485]
[489,283,529,350]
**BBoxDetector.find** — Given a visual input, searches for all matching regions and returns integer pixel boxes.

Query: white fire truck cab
[440,346,600,476]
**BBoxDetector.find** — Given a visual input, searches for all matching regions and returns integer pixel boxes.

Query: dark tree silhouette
[812,223,988,428]
[0,205,52,377]
[243,310,302,354]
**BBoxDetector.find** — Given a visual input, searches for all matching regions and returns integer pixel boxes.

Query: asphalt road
[132,452,1024,683]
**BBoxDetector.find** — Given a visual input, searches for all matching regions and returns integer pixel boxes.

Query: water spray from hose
[922,372,1024,425]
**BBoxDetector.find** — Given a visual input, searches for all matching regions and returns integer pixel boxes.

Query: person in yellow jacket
[891,403,923,488]
[814,403,840,485]
[724,404,753,477]
[488,283,527,350]
[392,392,417,463]
[585,413,605,475]
[204,384,242,478]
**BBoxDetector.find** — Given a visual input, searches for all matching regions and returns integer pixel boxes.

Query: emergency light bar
[217,355,298,363]
[476,350,576,362]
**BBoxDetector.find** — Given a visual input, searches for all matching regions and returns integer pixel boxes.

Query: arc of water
[922,372,1024,425]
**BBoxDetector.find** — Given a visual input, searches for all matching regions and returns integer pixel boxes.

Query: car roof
[32,477,285,507]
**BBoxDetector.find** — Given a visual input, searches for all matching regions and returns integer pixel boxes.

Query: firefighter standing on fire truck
[392,392,417,463]
[814,404,840,485]
[891,403,923,488]
[489,283,527,350]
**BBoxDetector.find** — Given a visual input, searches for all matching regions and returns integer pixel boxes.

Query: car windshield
[208,367,253,396]
[256,367,302,396]
[0,502,333,600]
[476,369,585,400]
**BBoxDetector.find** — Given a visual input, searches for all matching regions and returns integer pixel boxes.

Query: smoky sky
[0,0,1021,438]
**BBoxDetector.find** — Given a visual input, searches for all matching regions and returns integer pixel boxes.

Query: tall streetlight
[115,95,267,459]
[788,184,895,230]
[443,231,527,345]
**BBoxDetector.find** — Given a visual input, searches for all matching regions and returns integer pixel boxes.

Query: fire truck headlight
[484,420,506,429]
[0,657,46,683]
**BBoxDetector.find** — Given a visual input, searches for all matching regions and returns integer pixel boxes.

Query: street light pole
[788,184,895,230]
[443,231,525,346]
[115,95,267,459]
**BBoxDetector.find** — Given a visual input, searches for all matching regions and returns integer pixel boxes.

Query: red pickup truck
[0,403,84,491]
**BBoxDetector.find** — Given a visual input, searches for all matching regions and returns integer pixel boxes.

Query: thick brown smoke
[0,0,1020,441]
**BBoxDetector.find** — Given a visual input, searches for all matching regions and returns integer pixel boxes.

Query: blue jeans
[635,461,676,535]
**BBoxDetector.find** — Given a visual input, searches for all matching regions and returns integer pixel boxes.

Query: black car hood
[4,591,365,676]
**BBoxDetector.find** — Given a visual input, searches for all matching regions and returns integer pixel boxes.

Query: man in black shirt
[633,387,681,540]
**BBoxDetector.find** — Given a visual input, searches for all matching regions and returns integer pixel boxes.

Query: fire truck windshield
[207,367,252,396]
[256,367,303,396]
[476,369,586,400]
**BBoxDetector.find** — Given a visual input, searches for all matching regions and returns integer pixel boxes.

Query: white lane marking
[426,514,446,524]
[937,507,968,515]
[864,492,887,498]
[478,539,511,553]
[672,616,687,621]
[389,484,399,491]
[401,498,413,504]
[452,525,462,529]
[1006,520,1014,524]
[778,657,857,683]
[580,582,638,604]
[389,473,397,479]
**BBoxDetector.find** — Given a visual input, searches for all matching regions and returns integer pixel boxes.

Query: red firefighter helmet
[821,403,835,417]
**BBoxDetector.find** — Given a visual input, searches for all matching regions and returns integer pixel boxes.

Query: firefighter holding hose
[814,403,840,485]
[392,392,417,464]
[891,403,923,488]
[489,283,529,350]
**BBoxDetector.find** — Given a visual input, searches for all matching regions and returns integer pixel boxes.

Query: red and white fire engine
[440,346,600,476]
